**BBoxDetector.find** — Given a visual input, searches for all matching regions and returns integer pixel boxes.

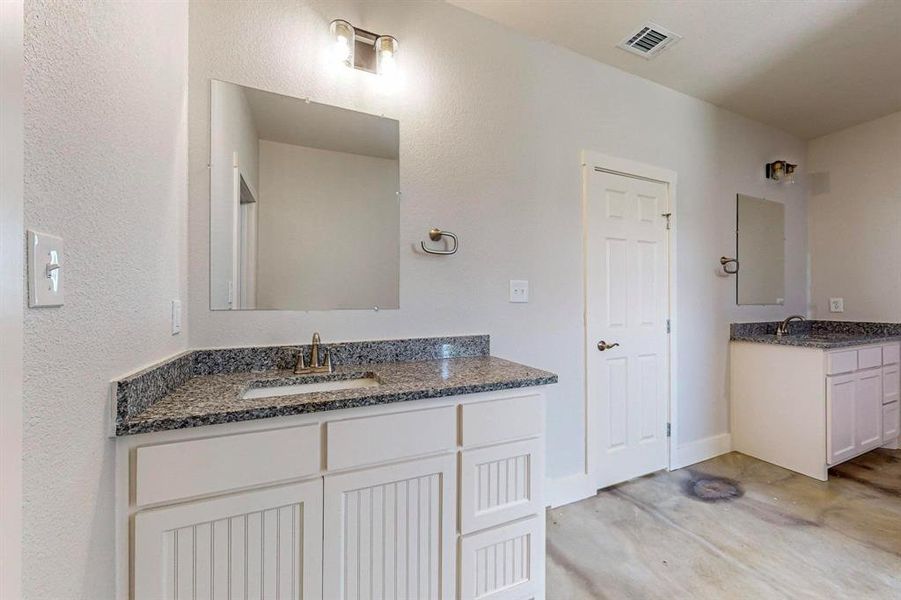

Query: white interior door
[586,168,670,490]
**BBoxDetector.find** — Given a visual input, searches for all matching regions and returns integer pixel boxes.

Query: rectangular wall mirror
[736,194,785,305]
[209,80,400,310]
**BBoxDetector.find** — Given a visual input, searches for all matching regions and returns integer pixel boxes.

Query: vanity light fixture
[765,160,797,184]
[329,19,398,76]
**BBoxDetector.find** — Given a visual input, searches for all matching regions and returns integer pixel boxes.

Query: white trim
[0,1,24,597]
[545,473,594,508]
[580,151,679,488]
[670,433,733,470]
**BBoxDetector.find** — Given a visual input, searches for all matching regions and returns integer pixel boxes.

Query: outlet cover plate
[510,280,529,303]
[829,297,844,313]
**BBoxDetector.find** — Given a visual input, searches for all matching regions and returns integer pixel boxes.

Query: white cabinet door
[459,517,544,600]
[827,373,857,465]
[884,402,900,443]
[134,480,323,600]
[884,364,900,405]
[855,368,884,451]
[323,454,456,600]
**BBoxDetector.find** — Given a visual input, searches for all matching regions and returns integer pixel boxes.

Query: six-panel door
[322,454,457,600]
[133,479,323,600]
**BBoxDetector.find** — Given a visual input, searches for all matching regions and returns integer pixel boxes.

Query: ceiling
[447,0,901,139]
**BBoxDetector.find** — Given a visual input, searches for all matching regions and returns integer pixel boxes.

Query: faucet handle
[325,349,333,373]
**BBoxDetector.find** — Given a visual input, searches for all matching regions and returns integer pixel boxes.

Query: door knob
[597,340,621,351]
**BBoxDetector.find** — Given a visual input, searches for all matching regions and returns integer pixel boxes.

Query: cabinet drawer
[884,343,901,366]
[326,406,455,471]
[884,365,900,405]
[884,402,900,443]
[826,350,858,375]
[460,439,543,534]
[135,425,320,507]
[461,394,542,448]
[858,346,883,370]
[459,517,543,600]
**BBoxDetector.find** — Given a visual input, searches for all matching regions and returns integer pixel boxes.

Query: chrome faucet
[776,315,806,337]
[294,332,333,374]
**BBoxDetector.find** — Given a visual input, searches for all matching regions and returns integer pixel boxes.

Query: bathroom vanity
[730,322,901,480]
[112,336,556,600]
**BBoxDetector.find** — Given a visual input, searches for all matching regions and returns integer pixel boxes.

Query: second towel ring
[720,256,739,275]
[421,227,459,255]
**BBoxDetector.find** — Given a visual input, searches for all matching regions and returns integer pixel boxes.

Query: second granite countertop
[118,356,558,436]
[730,320,901,349]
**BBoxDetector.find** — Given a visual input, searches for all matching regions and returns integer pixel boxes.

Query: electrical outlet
[509,280,529,303]
[171,299,182,334]
[829,297,844,313]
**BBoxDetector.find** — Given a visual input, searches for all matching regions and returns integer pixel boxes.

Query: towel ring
[421,228,459,255]
[720,256,739,275]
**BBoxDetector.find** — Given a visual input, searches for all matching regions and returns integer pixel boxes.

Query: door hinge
[661,212,672,230]
[666,319,671,334]
[666,423,671,437]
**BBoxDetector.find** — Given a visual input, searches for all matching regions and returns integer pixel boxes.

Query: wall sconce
[330,19,398,76]
[765,160,797,184]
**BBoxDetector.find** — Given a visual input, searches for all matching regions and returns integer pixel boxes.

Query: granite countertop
[113,336,558,436]
[730,320,901,349]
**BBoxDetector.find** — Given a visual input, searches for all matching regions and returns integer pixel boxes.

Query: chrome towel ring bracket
[421,227,459,255]
[720,256,739,275]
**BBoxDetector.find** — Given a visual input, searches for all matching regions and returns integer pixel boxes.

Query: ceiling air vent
[618,22,682,59]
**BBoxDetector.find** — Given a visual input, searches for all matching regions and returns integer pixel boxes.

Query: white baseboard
[670,433,732,470]
[545,472,594,508]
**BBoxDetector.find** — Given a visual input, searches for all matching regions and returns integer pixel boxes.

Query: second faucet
[294,332,334,374]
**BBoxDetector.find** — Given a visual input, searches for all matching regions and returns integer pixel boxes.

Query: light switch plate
[27,230,64,307]
[829,297,844,313]
[509,280,529,303]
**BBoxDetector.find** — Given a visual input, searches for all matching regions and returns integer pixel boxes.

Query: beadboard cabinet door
[322,454,457,600]
[134,480,323,600]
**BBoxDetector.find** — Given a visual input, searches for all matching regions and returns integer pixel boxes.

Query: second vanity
[730,321,901,480]
[112,335,556,600]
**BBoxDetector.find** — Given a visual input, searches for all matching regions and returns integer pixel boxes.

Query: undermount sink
[241,376,380,400]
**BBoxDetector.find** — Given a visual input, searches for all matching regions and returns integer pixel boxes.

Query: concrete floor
[546,450,901,599]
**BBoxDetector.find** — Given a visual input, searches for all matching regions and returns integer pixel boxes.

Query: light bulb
[330,20,354,68]
[333,36,351,63]
[375,36,398,77]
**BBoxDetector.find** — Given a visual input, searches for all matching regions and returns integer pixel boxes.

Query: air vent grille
[618,22,682,59]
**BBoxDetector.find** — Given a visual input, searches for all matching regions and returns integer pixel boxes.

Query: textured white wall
[23,1,188,597]
[188,0,808,478]
[808,111,901,321]
[256,140,400,309]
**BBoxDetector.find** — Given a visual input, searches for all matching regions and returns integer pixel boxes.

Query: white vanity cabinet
[116,389,547,600]
[732,341,900,480]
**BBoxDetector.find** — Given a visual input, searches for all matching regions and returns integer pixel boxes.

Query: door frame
[1,1,24,597]
[581,151,678,489]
